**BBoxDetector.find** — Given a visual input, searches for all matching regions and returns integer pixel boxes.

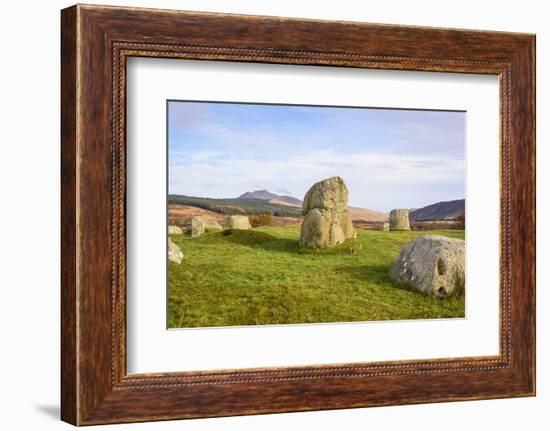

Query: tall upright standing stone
[300,176,355,248]
[389,209,411,231]
[191,216,205,237]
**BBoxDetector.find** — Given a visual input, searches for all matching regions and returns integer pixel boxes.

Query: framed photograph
[61,4,535,425]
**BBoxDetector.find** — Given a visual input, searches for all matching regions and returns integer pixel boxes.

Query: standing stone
[381,222,390,231]
[168,238,184,264]
[228,215,250,230]
[389,235,465,297]
[300,176,355,248]
[191,216,205,237]
[389,209,411,231]
[168,225,183,235]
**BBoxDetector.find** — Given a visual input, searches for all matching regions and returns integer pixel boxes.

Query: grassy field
[168,227,465,328]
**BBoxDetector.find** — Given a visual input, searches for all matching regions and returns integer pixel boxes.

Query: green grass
[168,227,465,328]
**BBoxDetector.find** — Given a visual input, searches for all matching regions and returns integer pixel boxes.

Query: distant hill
[239,190,279,200]
[168,195,302,217]
[171,189,401,222]
[409,199,465,221]
[349,207,389,222]
[269,198,301,208]
[239,190,303,207]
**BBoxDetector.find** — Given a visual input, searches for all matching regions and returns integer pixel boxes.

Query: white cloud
[169,150,464,211]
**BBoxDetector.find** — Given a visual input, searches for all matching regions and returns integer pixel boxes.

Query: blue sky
[168,101,465,211]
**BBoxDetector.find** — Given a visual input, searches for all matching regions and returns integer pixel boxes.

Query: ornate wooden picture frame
[61,4,535,425]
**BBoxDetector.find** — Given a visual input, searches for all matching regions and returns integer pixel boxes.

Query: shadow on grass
[220,228,275,243]
[335,264,426,295]
[335,264,465,300]
[219,229,299,252]
[217,230,373,257]
[335,264,391,283]
[297,238,363,255]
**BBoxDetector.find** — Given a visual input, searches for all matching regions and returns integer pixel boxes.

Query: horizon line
[168,192,466,213]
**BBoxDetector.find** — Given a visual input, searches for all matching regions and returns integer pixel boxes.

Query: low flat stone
[203,218,223,231]
[168,225,183,235]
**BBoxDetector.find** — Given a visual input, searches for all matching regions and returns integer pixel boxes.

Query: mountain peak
[238,190,303,207]
[239,190,279,200]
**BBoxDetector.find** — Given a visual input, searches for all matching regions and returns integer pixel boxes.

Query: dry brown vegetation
[268,198,301,207]
[411,220,465,231]
[169,204,301,229]
[170,204,463,231]
[168,204,226,227]
[349,207,389,223]
[353,221,387,230]
[249,214,273,227]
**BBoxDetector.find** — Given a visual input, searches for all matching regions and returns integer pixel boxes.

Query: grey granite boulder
[389,235,465,297]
